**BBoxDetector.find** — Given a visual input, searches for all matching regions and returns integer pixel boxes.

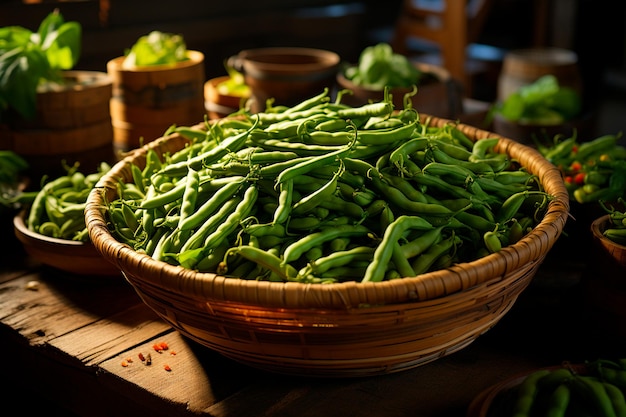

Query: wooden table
[1,218,623,417]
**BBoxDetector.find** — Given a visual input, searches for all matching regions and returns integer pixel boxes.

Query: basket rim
[85,115,570,309]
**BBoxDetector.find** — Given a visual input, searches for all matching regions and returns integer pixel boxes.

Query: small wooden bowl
[583,214,626,341]
[590,214,626,268]
[13,209,121,277]
[467,364,588,417]
[204,76,248,120]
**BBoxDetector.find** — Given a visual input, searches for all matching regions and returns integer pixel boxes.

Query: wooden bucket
[0,70,115,182]
[497,47,582,102]
[107,50,206,152]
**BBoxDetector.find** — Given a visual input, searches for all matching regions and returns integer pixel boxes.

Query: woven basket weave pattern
[86,115,569,376]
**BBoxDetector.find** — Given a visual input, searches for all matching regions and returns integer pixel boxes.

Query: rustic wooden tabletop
[1,216,623,417]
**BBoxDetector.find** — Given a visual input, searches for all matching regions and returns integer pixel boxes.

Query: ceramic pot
[228,47,340,113]
[336,62,462,119]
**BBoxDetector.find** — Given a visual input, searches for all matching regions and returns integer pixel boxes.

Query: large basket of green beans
[86,89,569,377]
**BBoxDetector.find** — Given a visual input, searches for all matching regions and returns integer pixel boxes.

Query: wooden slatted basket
[85,115,569,377]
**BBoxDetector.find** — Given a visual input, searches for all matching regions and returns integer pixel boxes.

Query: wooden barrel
[107,50,206,152]
[497,47,583,102]
[0,70,115,183]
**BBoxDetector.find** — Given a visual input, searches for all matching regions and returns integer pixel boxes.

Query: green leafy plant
[122,31,189,68]
[492,74,582,125]
[0,9,81,122]
[343,43,423,89]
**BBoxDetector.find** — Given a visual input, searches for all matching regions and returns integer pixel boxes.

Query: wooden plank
[98,332,255,416]
[49,302,170,366]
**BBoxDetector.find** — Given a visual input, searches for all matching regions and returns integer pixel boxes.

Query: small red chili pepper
[164,364,172,372]
[138,352,145,361]
[574,172,586,185]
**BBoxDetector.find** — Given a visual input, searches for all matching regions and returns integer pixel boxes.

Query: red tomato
[574,172,586,185]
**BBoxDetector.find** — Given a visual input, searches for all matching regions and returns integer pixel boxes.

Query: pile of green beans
[104,88,552,283]
[599,198,626,245]
[506,358,626,417]
[28,162,111,241]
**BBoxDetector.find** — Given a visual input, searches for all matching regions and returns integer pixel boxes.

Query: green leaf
[0,10,82,120]
[44,22,81,70]
[123,31,188,67]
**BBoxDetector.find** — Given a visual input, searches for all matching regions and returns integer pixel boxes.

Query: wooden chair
[390,0,495,97]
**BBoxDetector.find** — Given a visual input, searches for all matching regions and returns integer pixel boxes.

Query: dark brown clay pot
[228,47,340,113]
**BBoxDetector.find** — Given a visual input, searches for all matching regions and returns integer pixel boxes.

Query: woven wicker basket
[85,115,569,377]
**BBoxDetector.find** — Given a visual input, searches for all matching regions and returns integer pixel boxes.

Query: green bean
[287,216,323,231]
[369,175,454,218]
[354,119,418,145]
[328,236,351,252]
[430,139,474,161]
[603,382,626,417]
[511,370,553,417]
[224,245,297,281]
[495,190,550,224]
[158,116,259,177]
[292,166,342,216]
[178,196,242,254]
[388,136,430,170]
[363,215,434,283]
[178,167,200,228]
[392,240,416,278]
[180,178,246,231]
[282,224,372,265]
[259,156,315,178]
[571,376,618,417]
[470,137,499,161]
[382,173,429,203]
[332,100,393,119]
[318,194,366,219]
[411,233,461,275]
[275,135,356,185]
[400,226,444,259]
[27,176,73,232]
[301,246,375,278]
[272,179,294,225]
[430,147,495,174]
[305,130,353,146]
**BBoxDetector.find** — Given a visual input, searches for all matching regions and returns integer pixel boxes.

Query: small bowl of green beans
[14,209,121,277]
[12,164,122,277]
